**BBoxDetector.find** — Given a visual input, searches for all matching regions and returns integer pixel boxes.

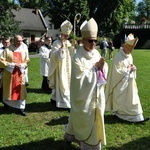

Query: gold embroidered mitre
[61,20,73,35]
[80,18,98,38]
[124,33,139,49]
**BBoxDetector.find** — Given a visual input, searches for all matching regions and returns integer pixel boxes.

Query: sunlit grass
[0,49,150,150]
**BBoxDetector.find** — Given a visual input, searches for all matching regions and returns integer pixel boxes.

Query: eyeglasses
[88,39,97,43]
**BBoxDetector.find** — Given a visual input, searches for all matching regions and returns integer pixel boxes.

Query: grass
[0,49,150,150]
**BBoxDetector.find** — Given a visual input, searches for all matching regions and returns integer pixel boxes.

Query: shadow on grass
[27,101,70,113]
[46,116,69,126]
[104,114,147,125]
[0,105,17,115]
[0,101,70,115]
[104,114,130,124]
[27,87,51,94]
[0,137,79,150]
[106,136,150,150]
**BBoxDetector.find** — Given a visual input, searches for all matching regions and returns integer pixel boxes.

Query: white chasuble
[105,48,144,122]
[66,46,107,146]
[48,39,75,108]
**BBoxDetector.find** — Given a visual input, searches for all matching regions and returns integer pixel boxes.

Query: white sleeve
[5,62,16,73]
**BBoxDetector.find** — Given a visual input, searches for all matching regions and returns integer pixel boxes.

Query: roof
[12,8,47,32]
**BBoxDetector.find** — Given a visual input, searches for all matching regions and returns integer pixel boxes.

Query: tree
[47,0,89,30]
[15,0,49,10]
[46,0,136,37]
[0,0,21,37]
[14,0,137,38]
[136,0,150,23]
[90,0,136,36]
[15,0,89,37]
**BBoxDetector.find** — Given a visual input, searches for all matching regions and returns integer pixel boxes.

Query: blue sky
[136,0,142,4]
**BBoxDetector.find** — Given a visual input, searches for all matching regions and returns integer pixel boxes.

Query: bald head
[14,35,23,47]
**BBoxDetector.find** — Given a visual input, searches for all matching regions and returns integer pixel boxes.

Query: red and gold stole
[11,52,22,100]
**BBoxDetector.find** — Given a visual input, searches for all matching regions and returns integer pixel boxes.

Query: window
[23,32,30,37]
[49,23,52,29]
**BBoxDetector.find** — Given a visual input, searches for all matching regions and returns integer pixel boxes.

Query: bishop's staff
[73,13,81,38]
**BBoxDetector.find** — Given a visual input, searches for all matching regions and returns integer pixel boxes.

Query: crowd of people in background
[0,18,149,150]
[99,37,114,60]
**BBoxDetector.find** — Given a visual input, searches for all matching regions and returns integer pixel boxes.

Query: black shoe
[25,83,29,87]
[2,102,9,109]
[48,88,52,94]
[45,87,52,94]
[18,109,27,116]
[50,99,56,103]
[64,138,72,145]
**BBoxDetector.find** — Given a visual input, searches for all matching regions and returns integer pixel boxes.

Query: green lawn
[0,49,150,150]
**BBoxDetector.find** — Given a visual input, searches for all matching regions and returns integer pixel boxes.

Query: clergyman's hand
[95,57,105,70]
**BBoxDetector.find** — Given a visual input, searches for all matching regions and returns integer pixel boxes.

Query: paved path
[29,53,39,58]
[29,46,100,58]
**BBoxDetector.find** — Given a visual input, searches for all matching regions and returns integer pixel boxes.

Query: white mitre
[60,20,73,35]
[80,18,98,38]
[124,33,138,49]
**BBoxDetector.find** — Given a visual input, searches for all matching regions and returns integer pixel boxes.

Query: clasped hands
[95,57,105,70]
[129,64,136,72]
[15,63,21,68]
[15,63,26,69]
